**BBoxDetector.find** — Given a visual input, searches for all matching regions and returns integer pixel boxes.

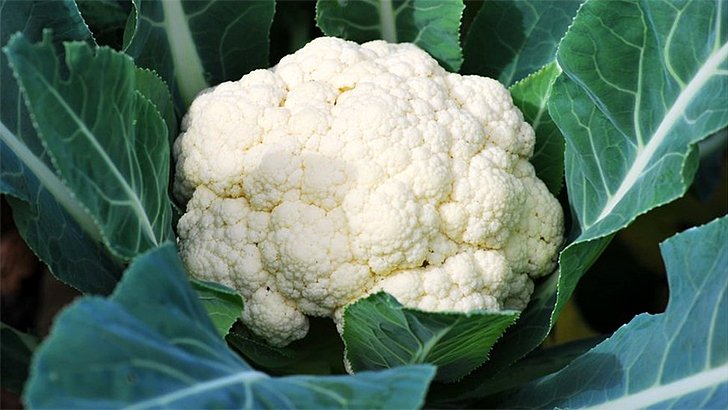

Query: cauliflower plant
[174,37,564,347]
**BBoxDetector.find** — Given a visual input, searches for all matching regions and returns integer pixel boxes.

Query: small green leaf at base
[342,292,518,382]
[191,279,243,338]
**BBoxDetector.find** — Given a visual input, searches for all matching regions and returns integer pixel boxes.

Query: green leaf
[24,243,436,409]
[509,62,564,194]
[5,32,174,260]
[134,68,178,147]
[553,0,727,318]
[315,0,465,71]
[0,0,122,294]
[191,279,243,338]
[227,318,346,376]
[461,1,727,396]
[0,323,38,394]
[124,0,275,109]
[505,216,728,408]
[462,0,581,85]
[342,292,518,382]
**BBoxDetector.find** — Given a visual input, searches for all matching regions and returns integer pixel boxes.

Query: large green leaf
[0,323,38,394]
[505,216,728,408]
[509,62,564,194]
[0,0,122,294]
[124,0,275,109]
[191,279,243,338]
[445,0,727,399]
[507,0,727,372]
[342,292,518,382]
[25,243,436,409]
[553,0,727,319]
[461,0,581,85]
[5,32,174,260]
[315,0,464,71]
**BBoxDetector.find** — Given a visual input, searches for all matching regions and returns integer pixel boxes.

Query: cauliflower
[174,37,564,347]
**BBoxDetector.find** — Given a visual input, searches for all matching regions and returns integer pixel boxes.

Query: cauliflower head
[174,37,564,347]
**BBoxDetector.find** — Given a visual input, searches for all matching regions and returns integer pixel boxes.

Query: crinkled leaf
[0,0,122,294]
[227,318,346,376]
[5,33,173,260]
[124,0,275,109]
[315,0,464,71]
[509,62,564,194]
[342,292,518,382]
[0,323,38,394]
[24,243,436,409]
[505,216,728,409]
[191,279,243,338]
[462,0,581,85]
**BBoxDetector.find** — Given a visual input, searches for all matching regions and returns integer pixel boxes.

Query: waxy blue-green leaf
[506,216,728,409]
[553,0,727,317]
[445,0,727,400]
[506,0,727,375]
[462,0,581,85]
[342,292,518,382]
[509,62,565,194]
[191,279,243,338]
[5,33,174,260]
[316,0,464,71]
[25,243,436,409]
[0,0,122,294]
[124,0,275,109]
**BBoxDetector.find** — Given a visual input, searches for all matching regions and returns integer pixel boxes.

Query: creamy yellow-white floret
[174,37,564,347]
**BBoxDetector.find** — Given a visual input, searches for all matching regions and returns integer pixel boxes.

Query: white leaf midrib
[0,122,102,243]
[128,369,267,409]
[161,0,208,106]
[583,362,728,410]
[378,0,397,43]
[39,80,159,247]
